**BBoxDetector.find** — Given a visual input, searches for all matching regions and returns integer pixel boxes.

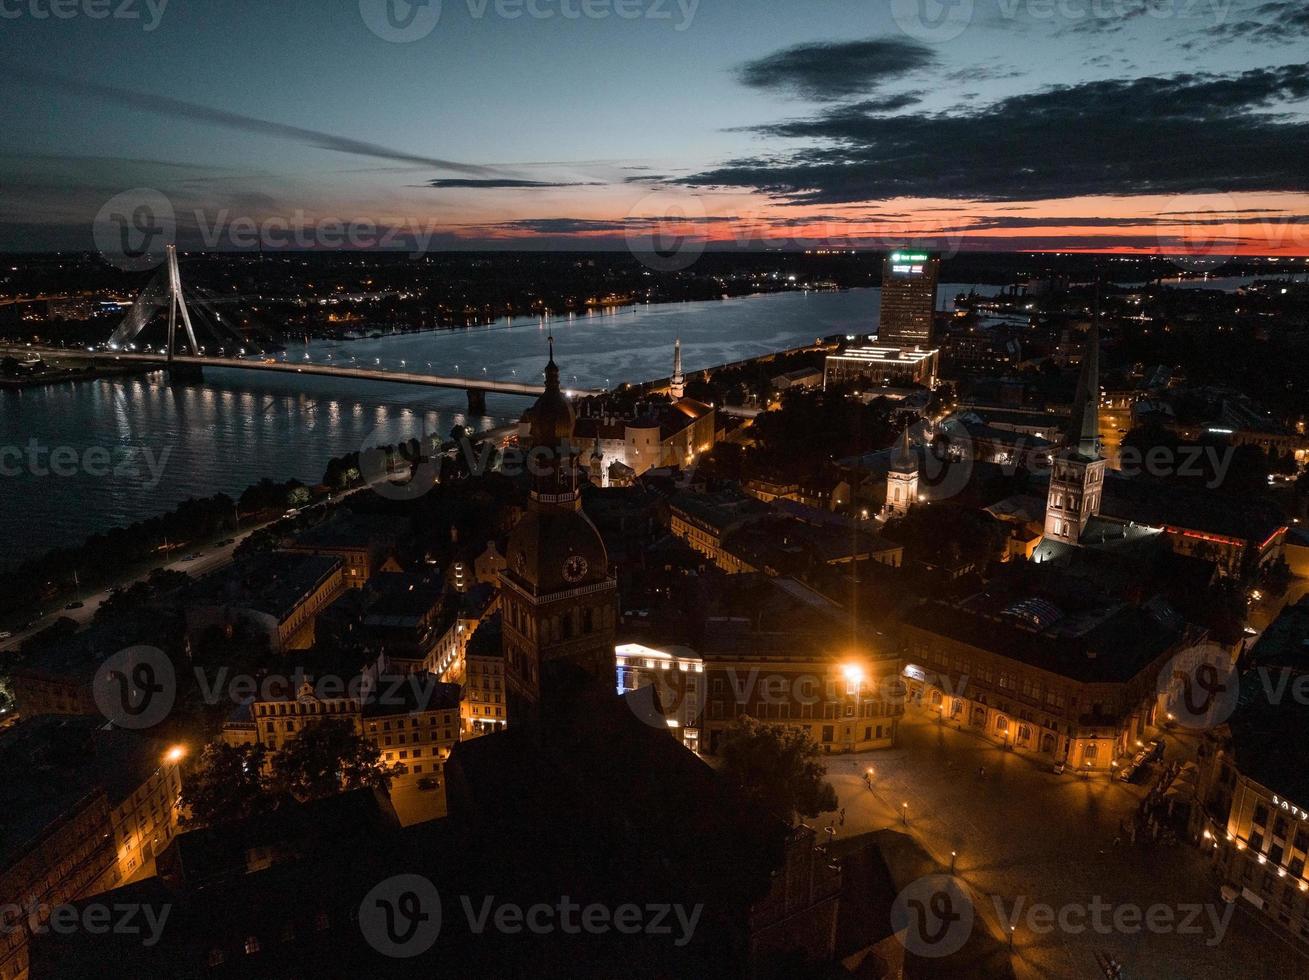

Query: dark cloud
[623,175,672,183]
[1061,3,1152,33]
[425,179,603,189]
[936,213,1309,231]
[736,37,934,102]
[1210,0,1309,40]
[846,93,924,113]
[683,63,1309,204]
[946,65,1023,83]
[16,66,503,178]
[491,216,739,235]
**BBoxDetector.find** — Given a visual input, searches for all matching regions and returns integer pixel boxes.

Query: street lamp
[901,802,908,826]
[164,745,186,765]
[950,850,957,874]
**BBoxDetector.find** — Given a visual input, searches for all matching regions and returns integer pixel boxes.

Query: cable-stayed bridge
[95,246,598,413]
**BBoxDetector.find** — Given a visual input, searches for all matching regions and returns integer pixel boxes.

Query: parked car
[1052,760,1066,774]
[417,777,440,791]
[0,631,12,640]
[64,601,84,610]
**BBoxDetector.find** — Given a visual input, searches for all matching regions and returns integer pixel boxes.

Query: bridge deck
[58,349,602,397]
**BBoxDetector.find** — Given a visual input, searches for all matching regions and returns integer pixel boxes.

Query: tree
[271,719,396,803]
[179,742,274,828]
[719,716,837,824]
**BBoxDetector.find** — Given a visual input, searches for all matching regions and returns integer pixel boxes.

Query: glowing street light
[164,745,187,765]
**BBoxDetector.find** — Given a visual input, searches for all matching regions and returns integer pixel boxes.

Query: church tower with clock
[500,339,617,710]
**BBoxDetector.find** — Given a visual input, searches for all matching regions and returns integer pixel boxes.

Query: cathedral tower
[500,339,618,709]
[1043,323,1106,545]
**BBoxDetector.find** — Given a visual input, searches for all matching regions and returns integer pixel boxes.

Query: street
[0,527,253,654]
[815,705,1307,979]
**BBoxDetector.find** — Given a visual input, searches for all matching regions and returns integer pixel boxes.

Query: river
[0,284,992,567]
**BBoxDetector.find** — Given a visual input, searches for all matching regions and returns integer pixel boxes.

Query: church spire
[670,337,685,400]
[544,334,560,390]
[892,425,916,473]
[1065,322,1101,459]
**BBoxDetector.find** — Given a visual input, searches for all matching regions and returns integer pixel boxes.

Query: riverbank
[0,363,159,388]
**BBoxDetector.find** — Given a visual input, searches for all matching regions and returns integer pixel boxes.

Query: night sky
[2,0,1307,254]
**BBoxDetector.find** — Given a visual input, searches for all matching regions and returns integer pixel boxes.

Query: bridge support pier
[166,362,204,383]
[466,388,487,416]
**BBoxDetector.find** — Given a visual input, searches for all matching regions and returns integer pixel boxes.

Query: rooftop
[284,512,408,552]
[1228,667,1309,809]
[1100,474,1286,544]
[828,345,939,365]
[1247,596,1309,673]
[901,594,1190,684]
[188,552,343,623]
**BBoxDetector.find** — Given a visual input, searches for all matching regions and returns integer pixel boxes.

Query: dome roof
[506,507,609,595]
[530,387,575,447]
[528,345,575,448]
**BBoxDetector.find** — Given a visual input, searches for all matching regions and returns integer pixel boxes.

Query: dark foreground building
[30,675,843,979]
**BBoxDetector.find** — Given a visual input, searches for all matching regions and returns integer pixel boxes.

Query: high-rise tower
[878,251,939,349]
[1043,323,1105,545]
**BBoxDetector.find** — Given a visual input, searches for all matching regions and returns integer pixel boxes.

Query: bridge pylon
[164,244,200,362]
[163,244,203,382]
[467,389,487,415]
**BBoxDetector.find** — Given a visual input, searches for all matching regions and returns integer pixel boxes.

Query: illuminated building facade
[614,643,705,752]
[700,652,903,756]
[823,345,939,390]
[1193,669,1309,949]
[900,598,1200,771]
[1,720,183,980]
[878,251,939,349]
